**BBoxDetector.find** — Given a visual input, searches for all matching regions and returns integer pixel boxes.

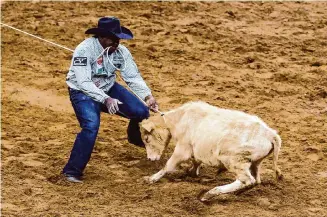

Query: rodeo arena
[1,1,327,217]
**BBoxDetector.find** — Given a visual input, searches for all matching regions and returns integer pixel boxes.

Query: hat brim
[85,26,133,39]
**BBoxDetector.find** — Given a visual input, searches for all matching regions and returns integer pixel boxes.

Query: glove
[105,97,123,114]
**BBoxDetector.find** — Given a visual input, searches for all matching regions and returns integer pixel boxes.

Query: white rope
[106,46,127,71]
[0,22,164,116]
[0,22,74,52]
[92,45,127,71]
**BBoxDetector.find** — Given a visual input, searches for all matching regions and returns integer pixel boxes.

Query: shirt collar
[95,38,104,55]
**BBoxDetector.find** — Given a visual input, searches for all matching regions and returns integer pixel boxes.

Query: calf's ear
[141,120,155,132]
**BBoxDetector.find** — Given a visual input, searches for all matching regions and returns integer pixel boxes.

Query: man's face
[99,36,120,52]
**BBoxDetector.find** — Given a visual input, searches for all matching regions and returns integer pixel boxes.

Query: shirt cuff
[100,95,110,104]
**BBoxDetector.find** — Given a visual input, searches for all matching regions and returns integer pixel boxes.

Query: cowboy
[63,17,159,183]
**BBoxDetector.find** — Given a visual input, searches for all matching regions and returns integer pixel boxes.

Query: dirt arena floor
[1,1,327,216]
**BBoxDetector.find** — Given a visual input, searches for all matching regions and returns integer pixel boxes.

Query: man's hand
[145,95,159,112]
[105,97,123,114]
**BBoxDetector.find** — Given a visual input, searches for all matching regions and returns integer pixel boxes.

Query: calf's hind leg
[200,158,256,201]
[250,159,263,184]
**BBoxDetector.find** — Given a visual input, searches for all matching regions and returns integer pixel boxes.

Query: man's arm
[71,47,109,104]
[119,46,159,111]
[119,46,152,100]
[72,47,123,114]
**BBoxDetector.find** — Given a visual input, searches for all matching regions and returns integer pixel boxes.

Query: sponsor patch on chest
[73,57,87,66]
[96,56,105,75]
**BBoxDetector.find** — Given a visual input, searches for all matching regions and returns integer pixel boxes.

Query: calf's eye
[144,135,150,143]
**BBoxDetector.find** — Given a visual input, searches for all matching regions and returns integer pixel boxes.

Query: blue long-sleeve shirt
[66,37,152,103]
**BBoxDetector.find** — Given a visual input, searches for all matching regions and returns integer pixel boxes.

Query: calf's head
[140,117,171,161]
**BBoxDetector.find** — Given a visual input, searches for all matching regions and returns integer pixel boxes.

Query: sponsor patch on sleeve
[73,57,87,66]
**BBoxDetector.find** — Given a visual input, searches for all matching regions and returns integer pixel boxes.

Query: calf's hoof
[143,176,157,184]
[197,189,217,202]
[200,192,216,202]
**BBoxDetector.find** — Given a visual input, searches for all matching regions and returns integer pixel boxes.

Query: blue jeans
[63,82,149,177]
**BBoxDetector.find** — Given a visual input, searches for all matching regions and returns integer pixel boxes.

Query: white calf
[140,101,282,201]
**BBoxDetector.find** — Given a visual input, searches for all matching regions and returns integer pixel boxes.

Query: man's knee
[80,116,100,133]
[133,106,149,120]
[86,120,100,132]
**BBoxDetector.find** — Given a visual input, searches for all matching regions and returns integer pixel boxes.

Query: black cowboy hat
[85,16,133,39]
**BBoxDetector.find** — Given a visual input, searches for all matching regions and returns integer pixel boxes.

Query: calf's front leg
[146,143,192,183]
